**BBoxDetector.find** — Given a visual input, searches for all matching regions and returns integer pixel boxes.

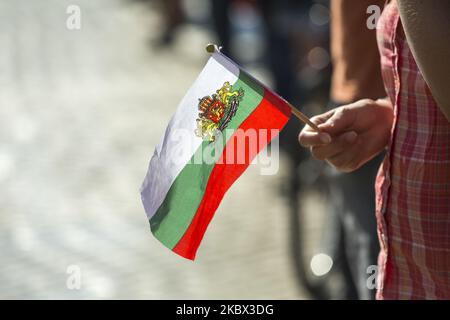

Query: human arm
[397,0,450,122]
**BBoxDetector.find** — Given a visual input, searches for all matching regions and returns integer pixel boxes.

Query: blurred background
[0,0,358,299]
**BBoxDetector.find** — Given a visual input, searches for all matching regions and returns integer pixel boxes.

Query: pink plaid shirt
[375,2,450,299]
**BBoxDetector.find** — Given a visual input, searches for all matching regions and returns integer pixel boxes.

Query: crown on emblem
[198,96,214,113]
[195,82,244,142]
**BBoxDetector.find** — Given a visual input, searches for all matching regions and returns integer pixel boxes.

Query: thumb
[318,107,356,136]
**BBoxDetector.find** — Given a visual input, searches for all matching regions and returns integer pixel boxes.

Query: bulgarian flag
[141,45,306,260]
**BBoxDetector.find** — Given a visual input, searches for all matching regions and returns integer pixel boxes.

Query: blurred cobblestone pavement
[0,0,307,299]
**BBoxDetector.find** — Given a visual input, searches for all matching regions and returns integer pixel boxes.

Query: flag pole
[285,102,321,132]
[205,44,320,132]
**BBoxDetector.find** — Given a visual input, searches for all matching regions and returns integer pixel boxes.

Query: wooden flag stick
[287,103,320,132]
[205,43,320,132]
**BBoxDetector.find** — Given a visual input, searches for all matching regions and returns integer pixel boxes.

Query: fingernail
[318,122,332,129]
[345,131,357,143]
[320,133,331,144]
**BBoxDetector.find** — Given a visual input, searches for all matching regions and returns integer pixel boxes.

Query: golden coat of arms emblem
[195,81,244,142]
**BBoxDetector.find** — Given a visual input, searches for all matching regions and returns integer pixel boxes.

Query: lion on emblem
[195,81,244,142]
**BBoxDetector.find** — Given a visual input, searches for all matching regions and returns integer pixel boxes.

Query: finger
[326,140,363,172]
[309,110,335,126]
[299,130,332,147]
[318,106,357,136]
[298,110,335,147]
[327,154,358,173]
[310,131,358,160]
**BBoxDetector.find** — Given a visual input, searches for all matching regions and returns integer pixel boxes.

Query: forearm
[397,0,450,122]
